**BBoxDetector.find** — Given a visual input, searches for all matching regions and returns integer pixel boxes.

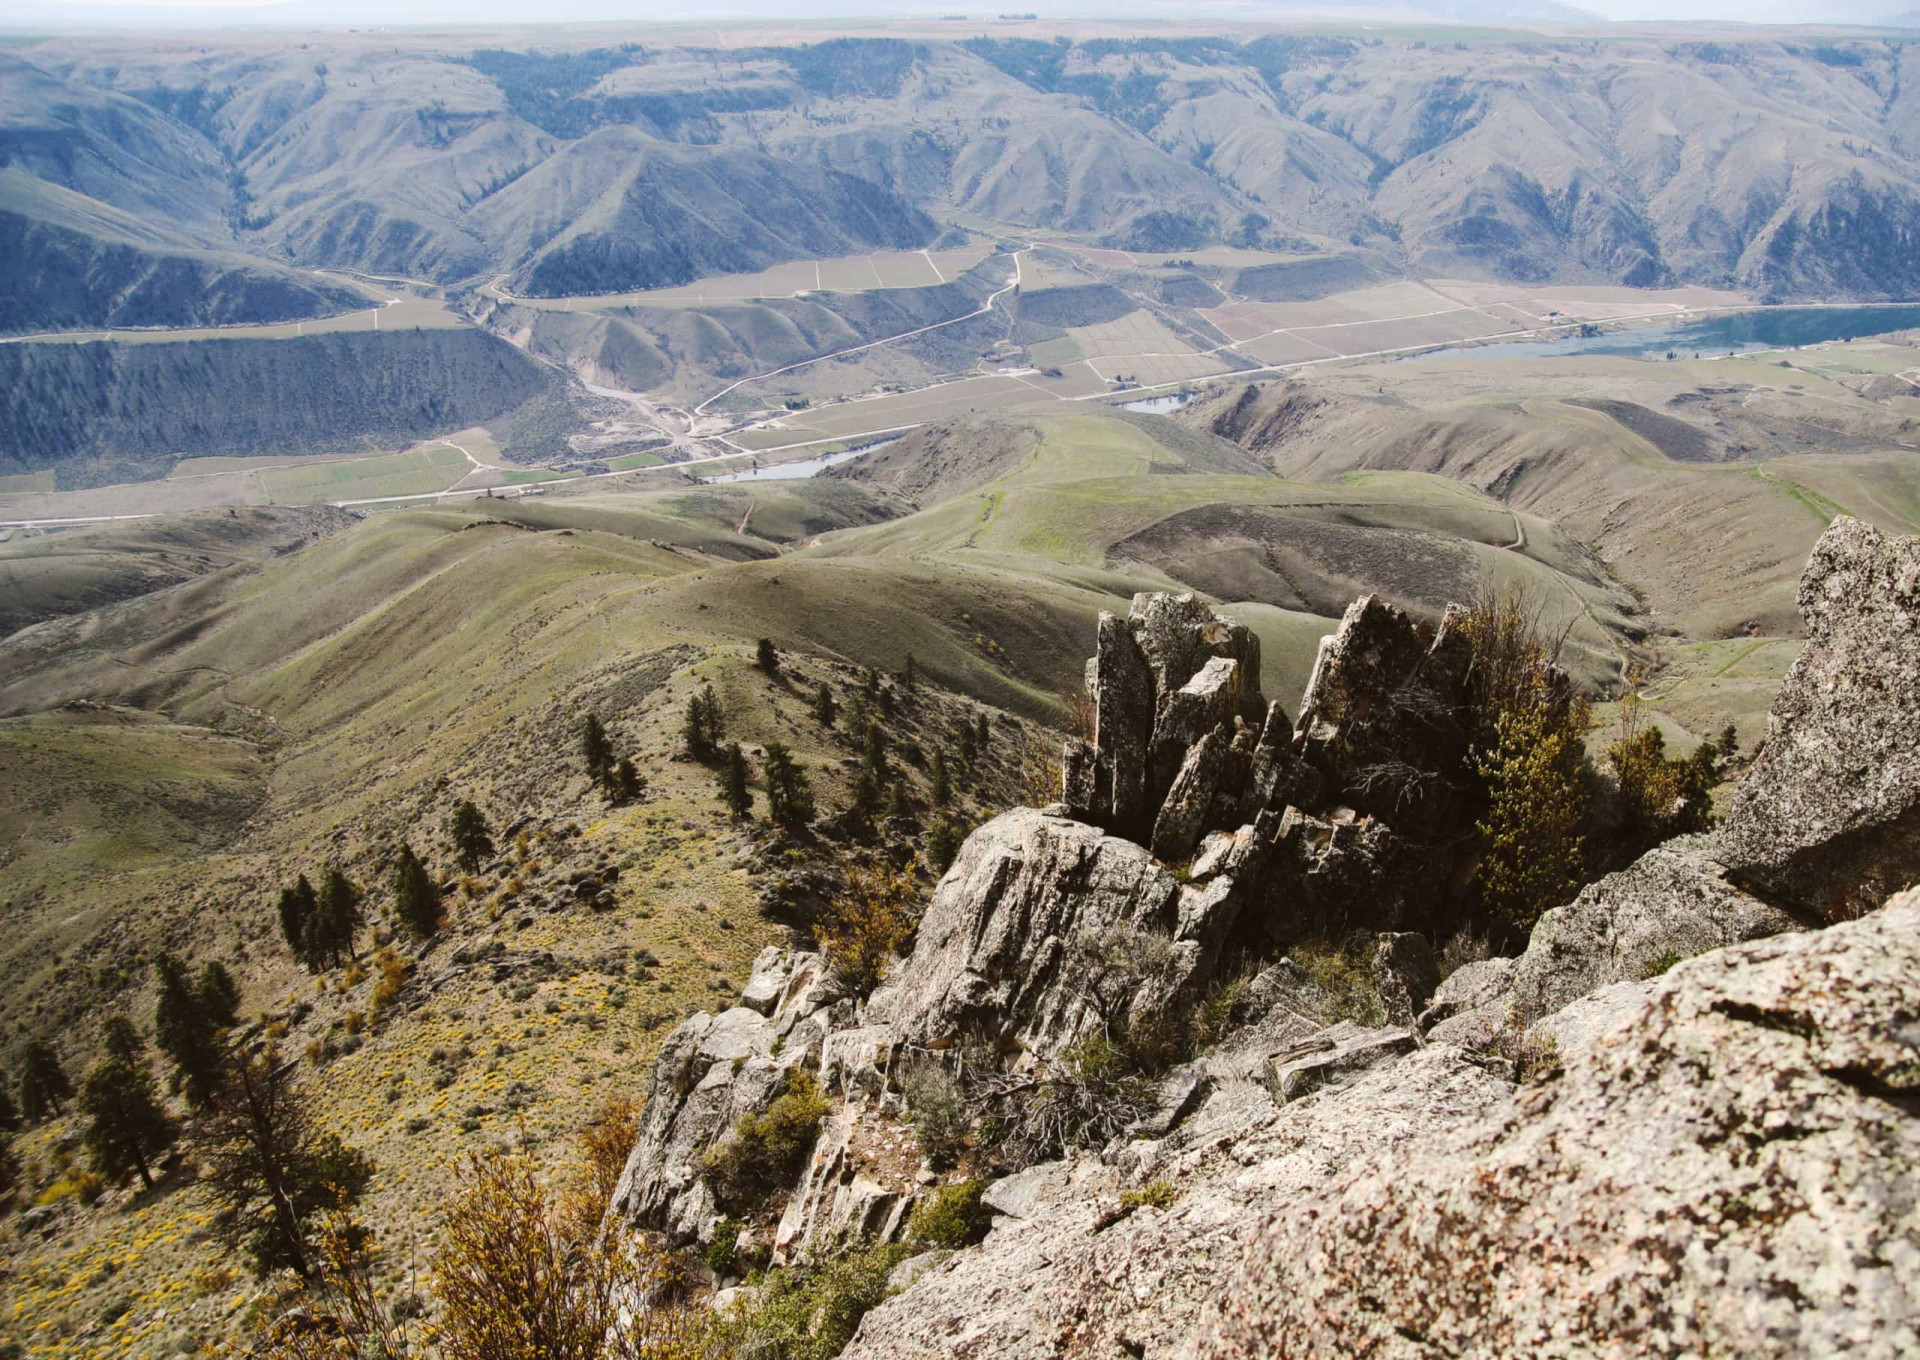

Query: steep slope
[0,171,370,335]
[0,327,555,478]
[472,133,937,297]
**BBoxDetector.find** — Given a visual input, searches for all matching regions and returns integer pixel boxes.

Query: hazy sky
[19,0,1918,27]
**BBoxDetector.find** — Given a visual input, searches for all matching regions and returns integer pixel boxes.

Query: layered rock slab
[1195,895,1920,1360]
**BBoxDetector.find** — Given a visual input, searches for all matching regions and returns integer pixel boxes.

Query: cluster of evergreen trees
[278,835,461,969]
[716,650,988,870]
[582,713,645,803]
[4,950,370,1274]
[277,869,363,971]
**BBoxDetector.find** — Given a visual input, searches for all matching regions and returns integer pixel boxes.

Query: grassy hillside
[0,504,351,636]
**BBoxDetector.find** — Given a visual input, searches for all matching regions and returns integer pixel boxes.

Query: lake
[1426,304,1920,362]
[1120,392,1197,414]
[700,437,900,484]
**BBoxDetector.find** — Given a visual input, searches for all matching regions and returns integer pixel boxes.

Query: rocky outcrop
[1195,894,1920,1360]
[842,894,1920,1359]
[1498,516,1920,1019]
[1716,516,1920,919]
[872,803,1273,1062]
[609,947,841,1244]
[614,522,1920,1328]
[1506,839,1798,1023]
[1064,589,1490,938]
[1076,593,1265,843]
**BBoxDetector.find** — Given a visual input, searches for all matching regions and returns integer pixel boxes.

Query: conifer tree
[0,1078,17,1132]
[863,723,890,782]
[862,667,880,700]
[719,742,752,819]
[102,1014,145,1066]
[308,868,362,970]
[850,768,882,822]
[198,961,241,1028]
[762,741,816,829]
[927,819,964,874]
[394,842,443,938]
[18,1040,71,1122]
[277,875,318,955]
[904,653,917,692]
[449,800,494,872]
[581,713,614,791]
[886,775,916,826]
[614,756,645,804]
[813,680,838,728]
[756,638,779,674]
[684,684,725,758]
[975,711,991,754]
[931,750,952,808]
[956,717,979,768]
[155,953,224,1109]
[80,1055,176,1189]
[193,1046,374,1276]
[846,693,871,746]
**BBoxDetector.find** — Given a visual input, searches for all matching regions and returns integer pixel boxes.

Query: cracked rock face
[872,805,1248,1060]
[1506,839,1799,1023]
[1717,516,1920,919]
[609,948,838,1245]
[1194,894,1920,1360]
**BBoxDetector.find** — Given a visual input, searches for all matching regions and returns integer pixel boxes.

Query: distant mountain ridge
[5,27,1920,327]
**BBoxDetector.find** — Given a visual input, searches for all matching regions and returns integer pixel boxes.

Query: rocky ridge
[610,515,1920,1356]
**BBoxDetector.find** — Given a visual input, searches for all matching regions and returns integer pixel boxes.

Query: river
[1425,303,1920,362]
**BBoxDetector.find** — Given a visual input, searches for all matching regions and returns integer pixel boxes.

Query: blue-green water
[1427,304,1920,362]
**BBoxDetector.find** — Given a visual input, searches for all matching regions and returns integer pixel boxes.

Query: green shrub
[722,1239,912,1360]
[1293,939,1386,1027]
[900,1061,968,1166]
[907,1180,991,1247]
[702,1070,829,1208]
[1119,1180,1176,1211]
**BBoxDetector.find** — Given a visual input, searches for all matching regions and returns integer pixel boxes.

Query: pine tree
[80,1055,176,1189]
[581,713,614,791]
[198,961,241,1028]
[277,875,318,955]
[975,712,991,754]
[846,693,871,746]
[684,684,725,758]
[193,1047,374,1276]
[0,1078,17,1132]
[904,653,917,692]
[762,741,816,829]
[850,768,882,822]
[931,750,952,808]
[756,638,779,674]
[863,723,890,782]
[885,775,916,826]
[155,954,225,1109]
[449,800,494,872]
[101,1015,145,1066]
[18,1040,72,1122]
[308,869,361,970]
[956,717,979,768]
[813,681,838,728]
[719,742,752,819]
[927,819,964,874]
[394,843,443,939]
[615,756,645,803]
